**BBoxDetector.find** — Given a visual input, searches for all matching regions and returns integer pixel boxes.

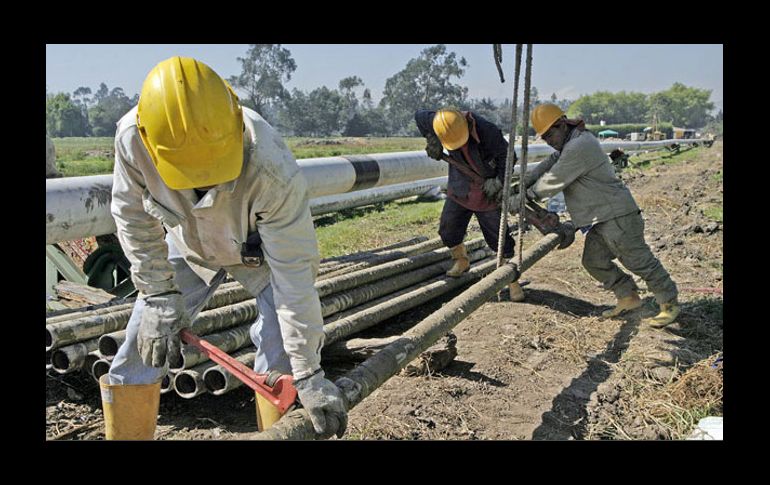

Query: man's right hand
[425,133,444,161]
[294,370,348,439]
[137,291,191,368]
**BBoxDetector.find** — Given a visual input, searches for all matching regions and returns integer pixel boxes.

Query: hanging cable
[518,44,533,271]
[496,44,522,269]
[493,44,505,83]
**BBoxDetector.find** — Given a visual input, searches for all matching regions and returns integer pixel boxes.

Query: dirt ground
[45,142,723,441]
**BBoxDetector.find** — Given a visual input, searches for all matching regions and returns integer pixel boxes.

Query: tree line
[46,44,720,138]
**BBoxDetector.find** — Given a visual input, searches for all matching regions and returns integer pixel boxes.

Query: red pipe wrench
[180,329,297,414]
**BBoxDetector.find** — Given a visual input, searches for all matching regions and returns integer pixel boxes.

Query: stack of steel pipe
[46,235,499,400]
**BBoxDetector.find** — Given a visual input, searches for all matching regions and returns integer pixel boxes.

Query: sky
[45,44,723,112]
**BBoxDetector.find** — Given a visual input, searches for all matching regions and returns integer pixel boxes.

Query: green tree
[649,82,715,127]
[228,44,297,119]
[46,92,88,137]
[88,85,136,137]
[72,86,93,135]
[380,45,469,135]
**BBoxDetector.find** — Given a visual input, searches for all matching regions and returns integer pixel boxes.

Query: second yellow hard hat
[531,103,565,136]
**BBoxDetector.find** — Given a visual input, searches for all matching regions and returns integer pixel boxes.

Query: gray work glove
[482,177,504,202]
[508,191,527,216]
[425,133,444,161]
[137,291,191,368]
[294,370,348,439]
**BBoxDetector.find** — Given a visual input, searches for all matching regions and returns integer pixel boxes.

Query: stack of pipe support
[251,227,573,440]
[318,237,446,279]
[46,235,498,400]
[318,236,428,269]
[195,253,497,398]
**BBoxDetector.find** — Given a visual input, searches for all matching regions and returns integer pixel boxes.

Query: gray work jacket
[527,129,640,228]
[111,107,323,380]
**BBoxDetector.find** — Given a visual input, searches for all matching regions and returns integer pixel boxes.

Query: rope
[518,44,533,271]
[493,44,505,83]
[496,44,522,268]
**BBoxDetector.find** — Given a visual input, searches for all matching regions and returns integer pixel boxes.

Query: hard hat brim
[154,136,244,190]
[441,131,469,151]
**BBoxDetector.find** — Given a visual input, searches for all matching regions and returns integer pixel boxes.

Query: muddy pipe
[51,338,99,374]
[316,238,486,298]
[249,225,573,440]
[174,362,218,399]
[202,349,256,396]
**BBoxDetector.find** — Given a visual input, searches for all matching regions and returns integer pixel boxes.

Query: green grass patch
[315,198,452,258]
[702,205,723,223]
[285,137,424,159]
[711,170,722,183]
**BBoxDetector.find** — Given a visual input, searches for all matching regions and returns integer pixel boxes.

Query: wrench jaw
[270,375,298,415]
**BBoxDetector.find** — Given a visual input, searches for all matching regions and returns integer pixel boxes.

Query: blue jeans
[108,234,290,385]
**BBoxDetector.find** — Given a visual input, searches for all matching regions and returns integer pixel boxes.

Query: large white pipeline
[45,139,704,244]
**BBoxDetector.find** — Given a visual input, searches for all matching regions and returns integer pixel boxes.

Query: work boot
[99,375,161,440]
[601,291,643,319]
[446,244,470,277]
[255,392,282,431]
[255,370,285,431]
[509,281,525,302]
[643,299,681,328]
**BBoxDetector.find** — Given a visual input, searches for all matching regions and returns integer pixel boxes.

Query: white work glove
[137,291,191,368]
[294,370,348,439]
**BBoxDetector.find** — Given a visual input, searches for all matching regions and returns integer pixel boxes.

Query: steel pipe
[316,238,486,298]
[202,349,256,396]
[169,323,253,371]
[174,361,218,399]
[319,237,445,278]
[51,338,99,374]
[46,140,704,244]
[91,358,111,382]
[310,177,447,216]
[161,372,175,395]
[319,248,491,319]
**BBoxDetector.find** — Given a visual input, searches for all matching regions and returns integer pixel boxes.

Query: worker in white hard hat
[415,108,524,302]
[100,56,347,440]
[509,103,680,327]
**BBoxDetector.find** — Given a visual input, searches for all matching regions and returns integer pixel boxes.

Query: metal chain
[495,44,522,269]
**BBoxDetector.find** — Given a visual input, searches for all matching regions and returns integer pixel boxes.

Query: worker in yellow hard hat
[415,108,524,302]
[508,103,680,327]
[101,56,347,440]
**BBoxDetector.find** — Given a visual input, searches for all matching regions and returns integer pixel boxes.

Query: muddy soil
[45,142,723,440]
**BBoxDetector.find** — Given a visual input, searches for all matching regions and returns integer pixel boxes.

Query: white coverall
[108,106,324,385]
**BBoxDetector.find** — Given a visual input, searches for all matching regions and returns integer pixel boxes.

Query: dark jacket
[415,110,514,211]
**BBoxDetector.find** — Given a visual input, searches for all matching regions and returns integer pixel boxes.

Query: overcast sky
[45,44,723,112]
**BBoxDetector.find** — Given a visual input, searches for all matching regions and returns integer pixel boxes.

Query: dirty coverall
[108,106,324,385]
[523,127,678,304]
[414,109,515,257]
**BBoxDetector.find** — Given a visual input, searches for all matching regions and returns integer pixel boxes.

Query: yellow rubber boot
[643,300,681,328]
[446,244,470,277]
[99,375,161,440]
[509,281,525,302]
[255,392,282,431]
[601,291,643,319]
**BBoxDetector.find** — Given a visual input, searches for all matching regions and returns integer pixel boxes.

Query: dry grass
[587,353,722,440]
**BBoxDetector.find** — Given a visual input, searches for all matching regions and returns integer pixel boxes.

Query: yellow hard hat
[137,56,244,190]
[433,109,469,150]
[531,103,565,136]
